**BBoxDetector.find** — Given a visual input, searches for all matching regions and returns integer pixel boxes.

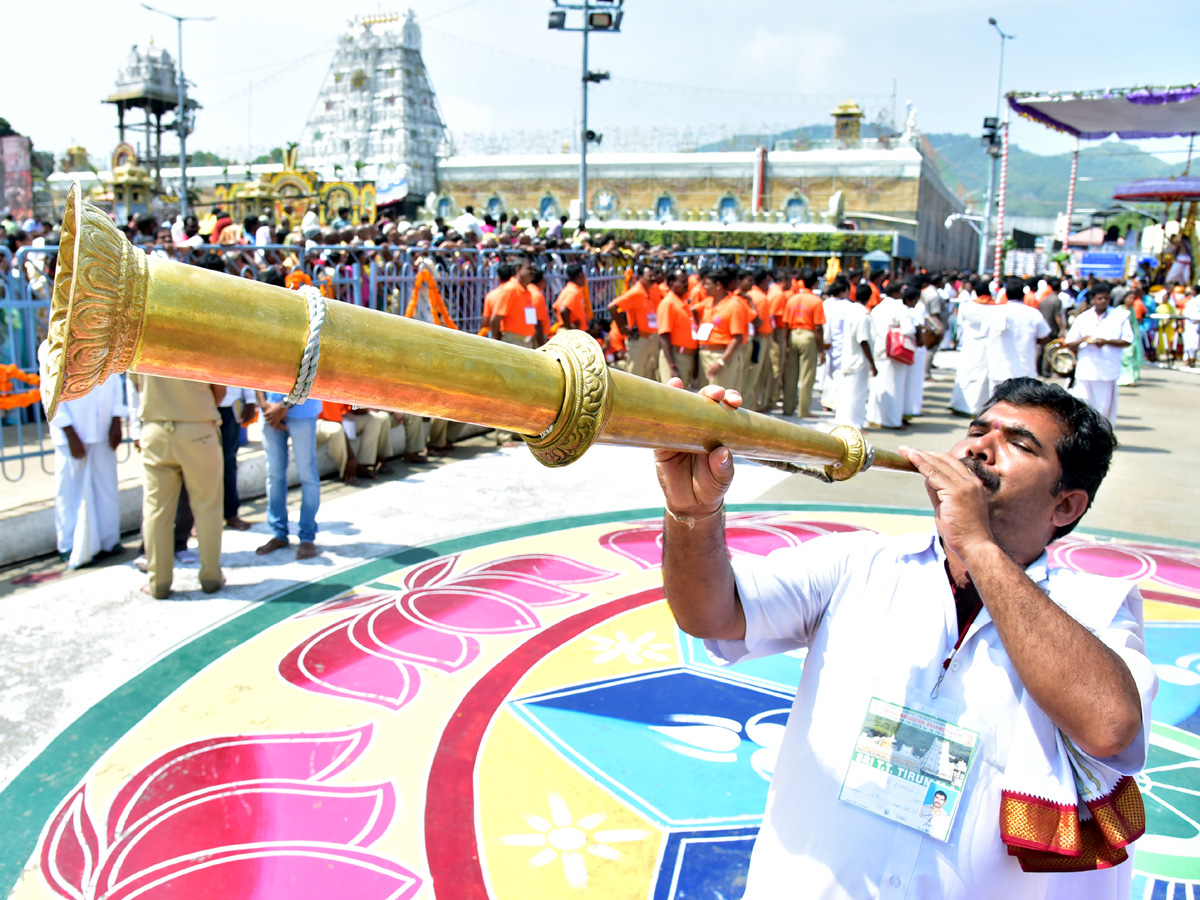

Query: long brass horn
[43,185,915,481]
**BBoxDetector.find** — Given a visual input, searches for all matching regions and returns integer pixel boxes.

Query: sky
[8,0,1199,170]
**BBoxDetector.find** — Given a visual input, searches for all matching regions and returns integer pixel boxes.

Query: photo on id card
[838,697,978,842]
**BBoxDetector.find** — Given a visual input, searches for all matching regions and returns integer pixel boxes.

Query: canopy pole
[1186,134,1195,176]
[993,119,1010,279]
[1063,137,1079,255]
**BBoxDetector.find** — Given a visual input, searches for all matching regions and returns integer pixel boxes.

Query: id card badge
[524,307,539,325]
[748,323,756,338]
[838,696,979,842]
[691,322,700,340]
[696,322,714,342]
[646,313,658,330]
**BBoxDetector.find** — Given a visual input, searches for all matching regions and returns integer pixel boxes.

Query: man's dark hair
[337,206,351,218]
[828,275,851,297]
[565,263,584,280]
[855,282,873,304]
[495,262,514,282]
[194,252,226,272]
[1090,281,1112,297]
[972,276,992,297]
[798,266,816,288]
[529,264,544,283]
[258,266,286,288]
[933,790,947,801]
[464,205,475,214]
[901,283,921,303]
[707,265,739,289]
[1006,277,1024,299]
[981,377,1118,539]
[754,267,771,287]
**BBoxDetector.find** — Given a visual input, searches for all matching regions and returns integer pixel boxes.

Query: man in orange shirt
[745,268,776,411]
[479,263,514,336]
[766,268,792,407]
[608,265,659,379]
[688,269,712,324]
[553,264,590,330]
[528,266,553,339]
[489,257,546,349]
[782,267,826,417]
[698,266,749,389]
[657,267,699,387]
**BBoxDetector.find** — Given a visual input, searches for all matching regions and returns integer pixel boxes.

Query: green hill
[923,133,1179,218]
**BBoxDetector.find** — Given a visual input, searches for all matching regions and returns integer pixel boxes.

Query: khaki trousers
[315,419,350,477]
[785,329,819,417]
[699,348,746,391]
[741,336,763,405]
[141,420,223,598]
[428,418,449,449]
[769,332,786,405]
[623,334,660,380]
[658,348,698,388]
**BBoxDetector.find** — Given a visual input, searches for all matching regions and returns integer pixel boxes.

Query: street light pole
[977,17,1013,275]
[580,0,590,227]
[142,4,213,220]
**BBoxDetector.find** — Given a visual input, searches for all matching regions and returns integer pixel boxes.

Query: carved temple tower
[299,11,446,207]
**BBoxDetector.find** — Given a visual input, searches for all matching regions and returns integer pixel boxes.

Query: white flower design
[651,711,789,780]
[500,792,648,889]
[586,630,671,665]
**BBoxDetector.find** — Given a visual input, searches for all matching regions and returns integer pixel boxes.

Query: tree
[0,117,17,138]
[251,147,285,166]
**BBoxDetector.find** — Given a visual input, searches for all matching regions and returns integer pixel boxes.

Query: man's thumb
[709,447,735,488]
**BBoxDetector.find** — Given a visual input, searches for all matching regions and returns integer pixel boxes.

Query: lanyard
[931,579,983,700]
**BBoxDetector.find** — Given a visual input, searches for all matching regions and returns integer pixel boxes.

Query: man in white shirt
[1181,287,1200,366]
[834,282,876,429]
[652,376,1151,899]
[950,277,999,417]
[1063,283,1132,424]
[987,278,1052,392]
[38,342,126,568]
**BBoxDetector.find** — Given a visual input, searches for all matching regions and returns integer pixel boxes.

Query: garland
[0,363,41,411]
[405,267,459,330]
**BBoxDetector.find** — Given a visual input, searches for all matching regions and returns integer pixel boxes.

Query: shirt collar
[898,528,1051,588]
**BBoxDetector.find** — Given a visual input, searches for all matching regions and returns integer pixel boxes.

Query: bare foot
[357,466,378,480]
[141,583,170,599]
[375,462,394,475]
[427,446,451,457]
[256,537,290,555]
[201,576,227,594]
[401,453,429,464]
[296,541,318,560]
[225,517,252,531]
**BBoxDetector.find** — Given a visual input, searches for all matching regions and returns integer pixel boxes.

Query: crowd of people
[20,196,1200,593]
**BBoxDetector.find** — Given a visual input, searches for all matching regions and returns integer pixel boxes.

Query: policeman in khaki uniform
[132,373,225,598]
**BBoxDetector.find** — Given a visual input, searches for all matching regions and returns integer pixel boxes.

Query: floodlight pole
[978,18,1013,275]
[142,4,213,219]
[580,0,590,227]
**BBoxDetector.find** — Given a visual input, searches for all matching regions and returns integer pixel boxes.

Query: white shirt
[1065,307,1134,382]
[707,530,1154,900]
[824,296,850,370]
[869,297,915,357]
[217,387,258,409]
[839,303,874,373]
[39,367,125,448]
[987,301,1051,382]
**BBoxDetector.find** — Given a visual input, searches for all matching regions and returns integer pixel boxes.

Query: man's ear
[1051,488,1090,532]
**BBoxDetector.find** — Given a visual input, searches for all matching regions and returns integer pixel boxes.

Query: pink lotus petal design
[298,590,396,619]
[599,515,867,569]
[448,572,584,607]
[279,621,421,712]
[279,552,616,710]
[106,725,374,843]
[1045,537,1200,598]
[100,844,420,900]
[468,554,618,584]
[94,780,397,896]
[41,786,98,900]
[403,554,459,590]
[349,603,480,672]
[400,587,541,634]
[40,726,419,900]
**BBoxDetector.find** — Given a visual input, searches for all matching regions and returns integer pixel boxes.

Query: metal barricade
[0,237,816,481]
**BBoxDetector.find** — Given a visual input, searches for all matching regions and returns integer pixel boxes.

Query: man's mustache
[960,456,1000,494]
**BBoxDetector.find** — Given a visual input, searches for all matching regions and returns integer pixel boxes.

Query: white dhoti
[1184,322,1199,360]
[905,347,926,416]
[950,338,990,415]
[818,356,834,410]
[834,369,869,429]
[867,358,906,428]
[1166,260,1191,286]
[53,441,121,568]
[1071,379,1119,424]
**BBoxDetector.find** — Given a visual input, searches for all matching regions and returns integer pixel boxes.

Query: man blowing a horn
[654,375,1154,899]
